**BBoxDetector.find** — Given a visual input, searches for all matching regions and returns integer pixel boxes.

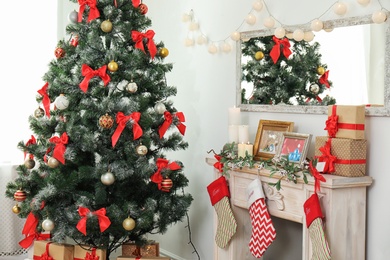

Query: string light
[182,0,389,54]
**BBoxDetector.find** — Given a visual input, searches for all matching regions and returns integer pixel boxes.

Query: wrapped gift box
[325,105,365,139]
[117,257,169,260]
[122,242,159,257]
[33,240,74,260]
[315,136,367,177]
[74,244,106,260]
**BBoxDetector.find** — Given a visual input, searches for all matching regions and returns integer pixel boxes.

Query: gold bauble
[158,47,169,58]
[101,20,113,33]
[108,60,119,72]
[99,113,114,129]
[136,144,148,156]
[24,158,36,169]
[12,204,21,214]
[254,51,264,60]
[122,217,136,231]
[34,107,45,118]
[48,157,60,168]
[317,66,325,75]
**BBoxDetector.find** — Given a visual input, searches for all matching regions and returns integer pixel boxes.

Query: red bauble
[55,47,65,59]
[161,178,173,192]
[139,3,148,15]
[14,190,27,202]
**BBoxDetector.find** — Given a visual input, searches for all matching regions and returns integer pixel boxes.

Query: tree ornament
[12,204,21,214]
[154,102,166,114]
[254,51,264,61]
[108,60,119,72]
[54,47,65,59]
[34,107,45,118]
[126,81,138,93]
[101,20,113,33]
[48,157,60,168]
[122,217,136,231]
[14,189,27,202]
[101,172,115,185]
[68,10,78,23]
[54,94,69,110]
[70,35,79,47]
[317,66,325,75]
[42,218,55,231]
[310,83,320,94]
[139,3,148,15]
[136,144,148,156]
[99,113,114,129]
[158,47,169,58]
[24,158,36,169]
[161,178,173,192]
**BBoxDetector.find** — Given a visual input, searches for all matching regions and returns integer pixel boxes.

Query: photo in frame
[253,120,294,161]
[273,132,312,168]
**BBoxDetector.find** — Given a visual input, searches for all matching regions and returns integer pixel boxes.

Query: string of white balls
[181,0,389,54]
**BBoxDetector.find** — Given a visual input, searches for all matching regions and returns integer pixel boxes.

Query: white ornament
[230,31,241,41]
[372,11,387,24]
[42,219,55,231]
[68,10,78,23]
[293,29,304,41]
[304,31,315,42]
[154,102,166,114]
[126,82,138,93]
[208,43,218,54]
[54,94,69,110]
[101,172,115,185]
[246,14,256,25]
[310,19,323,32]
[274,27,286,38]
[263,17,275,28]
[197,35,208,45]
[252,0,263,11]
[333,2,347,16]
[357,0,370,6]
[221,43,232,53]
[310,83,320,94]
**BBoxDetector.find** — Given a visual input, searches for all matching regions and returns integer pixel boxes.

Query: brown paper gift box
[315,136,367,177]
[73,244,107,260]
[325,105,365,139]
[122,242,159,257]
[33,240,74,260]
[117,257,169,260]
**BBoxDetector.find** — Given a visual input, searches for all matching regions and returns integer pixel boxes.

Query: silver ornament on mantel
[154,102,166,114]
[101,172,115,185]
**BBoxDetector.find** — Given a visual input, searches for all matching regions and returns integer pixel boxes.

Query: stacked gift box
[118,241,170,259]
[315,105,367,177]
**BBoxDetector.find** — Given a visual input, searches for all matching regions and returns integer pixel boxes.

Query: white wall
[58,1,390,259]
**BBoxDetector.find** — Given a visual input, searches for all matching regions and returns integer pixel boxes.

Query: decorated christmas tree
[241,35,337,106]
[5,0,192,259]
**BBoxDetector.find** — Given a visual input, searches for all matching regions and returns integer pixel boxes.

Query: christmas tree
[5,0,192,259]
[241,35,337,106]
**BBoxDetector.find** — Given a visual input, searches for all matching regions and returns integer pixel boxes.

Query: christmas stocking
[207,176,237,248]
[303,193,331,260]
[247,178,276,258]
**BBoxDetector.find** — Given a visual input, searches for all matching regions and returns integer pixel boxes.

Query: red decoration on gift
[85,248,99,260]
[49,132,69,164]
[132,30,158,59]
[76,207,111,236]
[325,106,365,138]
[33,242,54,260]
[78,0,100,23]
[158,111,186,138]
[111,112,143,147]
[37,83,51,118]
[213,154,224,173]
[150,158,181,191]
[19,212,51,249]
[79,64,111,93]
[316,138,337,174]
[270,36,292,64]
[24,135,37,160]
[308,161,326,193]
[319,70,330,88]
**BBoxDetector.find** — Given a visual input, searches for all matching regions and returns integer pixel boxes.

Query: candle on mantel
[245,142,253,156]
[237,143,246,158]
[228,125,239,143]
[228,106,241,125]
[238,125,249,144]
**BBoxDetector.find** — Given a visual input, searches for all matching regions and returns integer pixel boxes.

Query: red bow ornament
[158,111,186,138]
[78,0,100,23]
[49,132,69,164]
[316,138,337,174]
[76,207,111,236]
[37,83,51,118]
[270,36,292,64]
[151,158,181,190]
[79,64,111,93]
[309,161,326,193]
[213,154,224,173]
[132,30,158,59]
[111,112,143,147]
[24,135,37,160]
[319,70,330,88]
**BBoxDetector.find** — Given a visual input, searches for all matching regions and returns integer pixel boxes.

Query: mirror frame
[236,13,390,116]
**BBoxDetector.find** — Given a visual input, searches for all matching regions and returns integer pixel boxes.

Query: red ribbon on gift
[319,70,330,88]
[79,64,111,93]
[151,158,181,190]
[316,138,337,174]
[111,112,143,147]
[33,242,53,260]
[324,105,365,137]
[49,132,69,164]
[19,232,51,249]
[78,0,100,23]
[76,207,111,236]
[24,135,37,160]
[132,0,141,7]
[37,83,51,118]
[213,154,223,173]
[131,30,157,59]
[158,111,186,138]
[85,248,99,260]
[309,161,326,193]
[270,36,292,64]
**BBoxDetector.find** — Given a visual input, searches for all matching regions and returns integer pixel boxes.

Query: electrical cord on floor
[185,211,200,260]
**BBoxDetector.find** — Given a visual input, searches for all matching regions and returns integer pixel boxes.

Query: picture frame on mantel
[253,120,294,161]
[274,132,312,168]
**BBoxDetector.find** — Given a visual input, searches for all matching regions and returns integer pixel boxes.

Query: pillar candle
[238,143,246,158]
[228,125,239,143]
[238,125,249,144]
[228,106,241,125]
[245,143,254,156]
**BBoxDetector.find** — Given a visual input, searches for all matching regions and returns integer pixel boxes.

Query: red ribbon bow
[79,64,111,93]
[49,132,69,164]
[316,138,337,173]
[151,158,181,190]
[319,70,330,88]
[24,135,37,160]
[37,83,51,118]
[33,242,53,260]
[213,154,224,173]
[309,161,326,193]
[131,30,158,59]
[19,213,51,249]
[132,0,141,8]
[158,111,186,138]
[85,248,99,260]
[78,0,100,23]
[111,112,143,147]
[324,106,339,137]
[76,207,111,236]
[270,36,292,64]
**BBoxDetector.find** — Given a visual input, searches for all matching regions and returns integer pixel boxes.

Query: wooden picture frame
[253,120,294,161]
[274,132,312,168]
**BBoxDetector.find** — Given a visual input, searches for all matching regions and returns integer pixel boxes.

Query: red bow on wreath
[151,158,181,190]
[79,64,111,93]
[78,0,100,23]
[37,82,51,118]
[49,132,69,164]
[76,207,111,236]
[24,135,37,160]
[319,70,330,88]
[270,36,292,64]
[158,111,186,138]
[132,30,157,59]
[111,112,143,147]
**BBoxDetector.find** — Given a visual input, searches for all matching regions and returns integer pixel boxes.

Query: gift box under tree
[122,241,159,257]
[315,136,367,177]
[33,240,74,260]
[324,105,365,139]
[117,256,170,260]
[73,244,106,260]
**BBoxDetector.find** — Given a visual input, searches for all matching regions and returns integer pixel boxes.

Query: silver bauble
[101,172,115,185]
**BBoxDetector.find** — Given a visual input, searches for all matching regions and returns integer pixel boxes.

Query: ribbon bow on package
[150,158,181,190]
[78,0,100,23]
[270,36,292,64]
[158,111,186,138]
[111,112,143,147]
[131,30,158,59]
[76,207,111,236]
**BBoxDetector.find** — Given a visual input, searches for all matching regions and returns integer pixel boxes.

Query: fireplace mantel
[206,157,373,260]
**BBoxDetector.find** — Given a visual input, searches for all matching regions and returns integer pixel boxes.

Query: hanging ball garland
[101,20,113,33]
[158,47,169,58]
[136,144,148,156]
[254,51,264,60]
[12,204,21,214]
[24,158,36,169]
[126,81,138,93]
[34,107,45,118]
[54,94,70,110]
[42,218,55,231]
[139,3,148,15]
[161,178,173,192]
[54,47,65,59]
[122,216,136,231]
[101,172,115,185]
[14,189,27,202]
[317,66,325,75]
[99,113,114,129]
[48,157,60,168]
[108,60,119,72]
